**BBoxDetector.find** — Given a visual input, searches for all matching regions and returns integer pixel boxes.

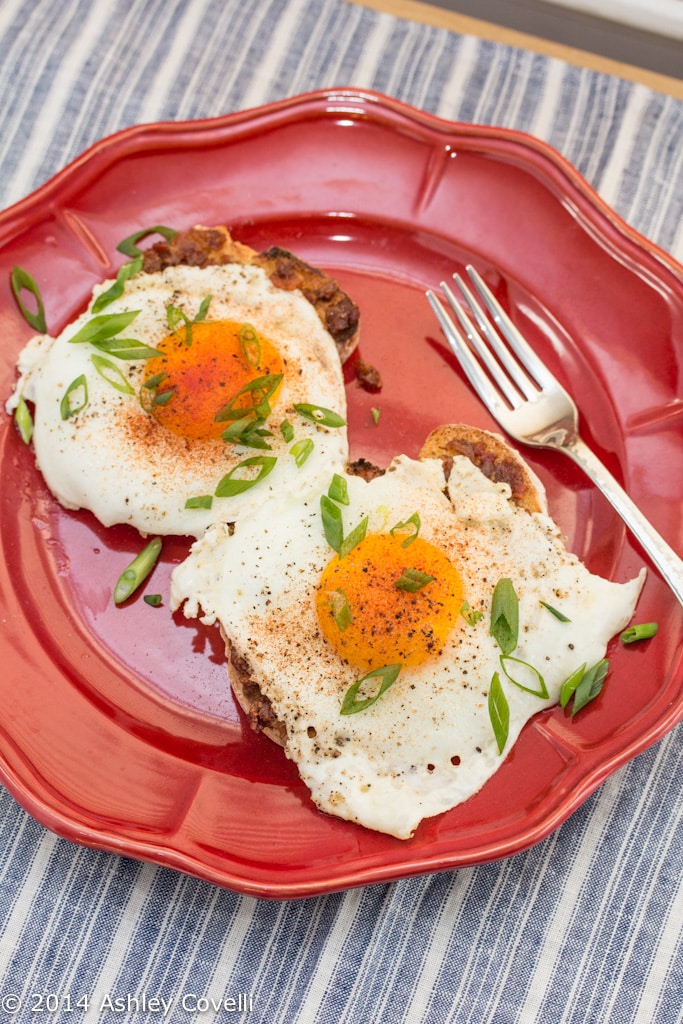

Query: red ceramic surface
[0,89,681,898]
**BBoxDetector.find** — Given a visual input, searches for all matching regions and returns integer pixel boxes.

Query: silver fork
[427,265,683,606]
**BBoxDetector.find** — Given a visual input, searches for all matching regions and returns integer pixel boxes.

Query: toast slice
[419,423,547,515]
[141,225,360,363]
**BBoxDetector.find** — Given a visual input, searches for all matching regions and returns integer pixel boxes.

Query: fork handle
[565,436,683,606]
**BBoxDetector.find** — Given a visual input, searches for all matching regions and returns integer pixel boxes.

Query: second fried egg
[171,454,645,839]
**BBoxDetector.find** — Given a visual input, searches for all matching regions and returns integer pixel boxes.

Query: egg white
[7,262,348,537]
[171,454,645,839]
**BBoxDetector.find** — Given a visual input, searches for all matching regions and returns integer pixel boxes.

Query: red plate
[1,89,681,898]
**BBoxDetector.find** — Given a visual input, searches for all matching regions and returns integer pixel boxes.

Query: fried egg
[7,262,348,536]
[171,454,645,839]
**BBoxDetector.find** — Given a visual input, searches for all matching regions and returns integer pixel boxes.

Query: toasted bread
[419,423,547,514]
[141,225,360,363]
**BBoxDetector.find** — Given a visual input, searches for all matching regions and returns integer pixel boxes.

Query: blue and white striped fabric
[0,1,681,1021]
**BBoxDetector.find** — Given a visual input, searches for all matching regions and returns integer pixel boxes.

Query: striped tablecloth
[0,1,681,1021]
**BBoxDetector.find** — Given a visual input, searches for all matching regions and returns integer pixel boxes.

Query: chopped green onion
[390,512,421,548]
[166,305,194,346]
[280,419,294,443]
[499,655,548,699]
[166,295,211,346]
[152,388,175,407]
[341,664,402,716]
[68,310,141,347]
[321,494,343,553]
[90,354,134,394]
[339,515,368,559]
[571,658,610,716]
[140,372,174,412]
[91,256,143,313]
[239,324,261,369]
[460,601,483,626]
[293,403,346,428]
[320,497,368,558]
[142,371,168,390]
[221,414,272,449]
[144,594,163,607]
[196,295,212,321]
[620,622,658,644]
[490,578,519,655]
[116,225,177,257]
[328,472,350,505]
[91,337,159,360]
[559,663,587,709]
[15,395,33,444]
[394,567,435,593]
[290,437,314,467]
[11,265,47,332]
[113,537,162,605]
[488,672,509,754]
[371,407,381,425]
[540,600,571,622]
[60,375,88,419]
[184,495,213,510]
[215,374,283,422]
[215,455,277,497]
[328,588,352,632]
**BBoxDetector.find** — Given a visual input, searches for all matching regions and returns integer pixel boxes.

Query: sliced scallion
[185,495,213,510]
[290,438,314,467]
[320,495,343,554]
[222,414,272,449]
[571,658,610,716]
[339,515,368,559]
[113,537,162,605]
[68,310,141,347]
[328,588,352,632]
[60,375,88,419]
[499,654,548,699]
[490,578,519,655]
[559,663,587,709]
[92,337,159,360]
[488,672,510,754]
[328,473,350,505]
[214,374,283,422]
[116,225,177,258]
[214,455,277,497]
[540,600,571,622]
[340,664,402,715]
[166,294,211,346]
[144,594,163,607]
[90,354,134,394]
[390,512,421,548]
[91,255,143,313]
[620,622,658,644]
[280,419,294,443]
[394,567,435,593]
[11,265,47,333]
[293,403,346,428]
[15,395,33,444]
[460,601,483,626]
[239,324,261,369]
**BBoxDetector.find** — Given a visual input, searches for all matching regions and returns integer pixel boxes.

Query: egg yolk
[141,320,284,441]
[316,532,463,672]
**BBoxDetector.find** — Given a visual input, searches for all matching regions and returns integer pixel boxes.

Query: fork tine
[440,280,523,408]
[426,289,509,417]
[453,273,538,402]
[465,265,560,392]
